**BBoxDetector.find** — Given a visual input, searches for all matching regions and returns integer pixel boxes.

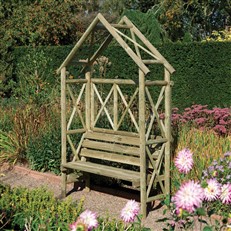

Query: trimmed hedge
[10,42,231,110]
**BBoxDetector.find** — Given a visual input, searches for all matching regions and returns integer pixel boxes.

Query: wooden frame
[57,13,175,219]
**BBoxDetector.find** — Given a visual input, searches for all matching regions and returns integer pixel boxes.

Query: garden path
[0,165,169,231]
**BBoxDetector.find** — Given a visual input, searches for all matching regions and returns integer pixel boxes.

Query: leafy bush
[0,184,84,230]
[13,49,57,105]
[26,125,61,174]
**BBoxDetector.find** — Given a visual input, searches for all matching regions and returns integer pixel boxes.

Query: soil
[0,164,170,231]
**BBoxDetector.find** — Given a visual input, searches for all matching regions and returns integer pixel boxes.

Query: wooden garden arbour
[57,13,175,218]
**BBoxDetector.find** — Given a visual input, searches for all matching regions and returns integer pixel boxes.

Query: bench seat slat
[62,161,140,183]
[81,148,141,166]
[85,131,140,146]
[82,140,140,156]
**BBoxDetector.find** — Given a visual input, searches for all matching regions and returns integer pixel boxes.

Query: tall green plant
[14,49,55,105]
[0,130,19,166]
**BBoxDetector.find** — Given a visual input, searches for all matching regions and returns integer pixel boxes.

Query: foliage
[0,103,60,168]
[10,41,231,110]
[0,130,19,166]
[1,0,84,46]
[0,29,15,97]
[0,184,151,230]
[150,0,231,42]
[13,48,57,105]
[0,184,84,230]
[26,122,61,174]
[122,9,167,44]
[203,28,231,42]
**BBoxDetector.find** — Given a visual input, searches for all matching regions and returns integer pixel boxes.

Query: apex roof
[57,13,175,75]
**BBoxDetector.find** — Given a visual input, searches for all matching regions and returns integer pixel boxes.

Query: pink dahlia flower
[78,210,98,231]
[220,183,231,204]
[121,200,140,223]
[69,221,77,231]
[172,180,204,213]
[175,148,193,174]
[204,179,221,201]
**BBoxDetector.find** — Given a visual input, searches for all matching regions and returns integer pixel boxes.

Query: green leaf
[203,226,213,231]
[196,207,206,216]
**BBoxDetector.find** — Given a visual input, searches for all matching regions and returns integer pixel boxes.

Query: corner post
[139,69,147,218]
[61,67,67,197]
[164,68,172,195]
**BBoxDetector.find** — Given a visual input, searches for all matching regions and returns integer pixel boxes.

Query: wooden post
[164,68,171,195]
[139,69,147,218]
[61,67,67,197]
[85,68,91,191]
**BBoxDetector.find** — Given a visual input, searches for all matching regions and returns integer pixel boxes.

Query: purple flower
[174,148,194,174]
[78,210,98,231]
[204,179,221,201]
[224,151,231,158]
[121,200,140,223]
[172,180,204,213]
[220,183,231,204]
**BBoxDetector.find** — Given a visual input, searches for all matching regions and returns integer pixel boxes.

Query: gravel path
[0,165,170,230]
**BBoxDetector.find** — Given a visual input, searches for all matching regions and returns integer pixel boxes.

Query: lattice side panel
[66,82,86,161]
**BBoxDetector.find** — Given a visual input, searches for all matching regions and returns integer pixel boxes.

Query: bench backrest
[79,131,141,167]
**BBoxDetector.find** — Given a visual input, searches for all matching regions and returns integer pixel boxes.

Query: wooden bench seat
[62,161,140,183]
[62,130,142,185]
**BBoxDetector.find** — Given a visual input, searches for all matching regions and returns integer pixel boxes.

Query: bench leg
[141,200,147,220]
[84,173,91,192]
[61,171,67,198]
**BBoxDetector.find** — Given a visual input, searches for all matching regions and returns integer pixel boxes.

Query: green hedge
[10,42,231,110]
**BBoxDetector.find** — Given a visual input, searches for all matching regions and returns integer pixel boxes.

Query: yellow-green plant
[0,184,84,230]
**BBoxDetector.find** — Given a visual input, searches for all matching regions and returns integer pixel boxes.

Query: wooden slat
[85,131,140,146]
[82,140,140,156]
[92,127,139,137]
[66,79,87,84]
[62,161,140,182]
[146,138,168,145]
[81,148,140,166]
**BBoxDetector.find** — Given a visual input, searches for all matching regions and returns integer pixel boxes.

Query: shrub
[26,125,61,174]
[13,49,57,105]
[0,184,84,230]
